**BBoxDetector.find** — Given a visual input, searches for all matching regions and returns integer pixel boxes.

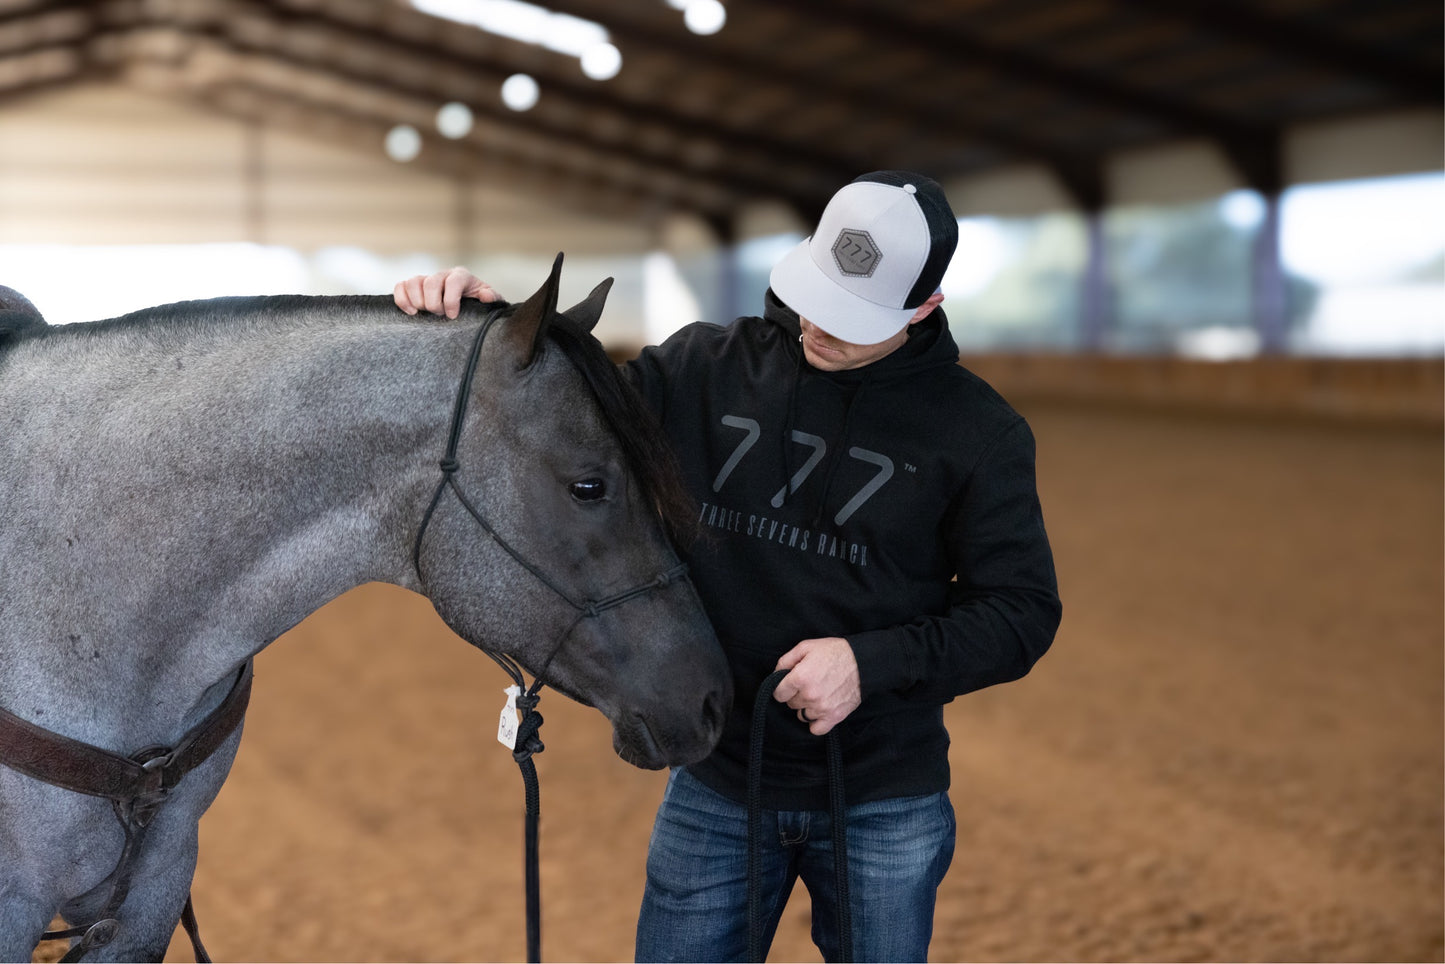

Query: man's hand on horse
[772,637,862,736]
[394,267,501,319]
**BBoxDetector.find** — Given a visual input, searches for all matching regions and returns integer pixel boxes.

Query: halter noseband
[411,312,690,699]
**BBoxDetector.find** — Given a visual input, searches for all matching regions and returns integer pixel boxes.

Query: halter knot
[439,457,460,474]
[511,703,545,764]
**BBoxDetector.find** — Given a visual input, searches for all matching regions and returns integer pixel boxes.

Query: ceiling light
[1219,190,1266,230]
[436,101,475,138]
[411,0,608,57]
[385,124,422,162]
[684,0,725,35]
[547,13,608,56]
[501,73,539,111]
[580,42,622,80]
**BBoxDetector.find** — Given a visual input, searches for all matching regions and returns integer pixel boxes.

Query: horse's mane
[44,294,401,342]
[0,294,407,363]
[544,313,697,548]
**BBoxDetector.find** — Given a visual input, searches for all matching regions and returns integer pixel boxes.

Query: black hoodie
[625,291,1061,810]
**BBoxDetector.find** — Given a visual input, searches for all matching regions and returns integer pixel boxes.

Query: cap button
[904,183,917,194]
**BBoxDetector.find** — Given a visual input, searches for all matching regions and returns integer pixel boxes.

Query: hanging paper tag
[497,684,521,750]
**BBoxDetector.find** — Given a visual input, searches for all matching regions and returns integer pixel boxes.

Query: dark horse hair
[0,285,46,352]
[543,312,698,549]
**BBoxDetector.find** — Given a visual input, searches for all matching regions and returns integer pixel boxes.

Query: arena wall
[965,354,1445,425]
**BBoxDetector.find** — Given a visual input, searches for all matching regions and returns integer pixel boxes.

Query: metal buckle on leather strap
[131,747,178,824]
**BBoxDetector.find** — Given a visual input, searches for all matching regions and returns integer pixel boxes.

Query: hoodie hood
[760,288,962,524]
[762,287,962,383]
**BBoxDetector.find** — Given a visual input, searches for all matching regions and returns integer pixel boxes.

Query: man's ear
[908,291,945,325]
[560,277,614,333]
[501,252,564,368]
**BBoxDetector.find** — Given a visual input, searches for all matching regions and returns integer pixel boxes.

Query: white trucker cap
[770,171,958,345]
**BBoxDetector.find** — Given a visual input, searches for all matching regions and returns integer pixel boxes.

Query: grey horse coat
[0,266,729,961]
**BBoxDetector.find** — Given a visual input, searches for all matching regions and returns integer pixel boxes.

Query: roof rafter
[748,0,1286,193]
[756,0,1270,134]
[0,0,1434,221]
[188,79,700,224]
[541,0,1116,209]
[257,0,859,189]
[1114,0,1442,105]
[162,23,836,215]
[145,54,739,214]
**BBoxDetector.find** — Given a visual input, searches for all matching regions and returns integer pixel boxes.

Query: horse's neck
[0,315,472,743]
[158,321,450,641]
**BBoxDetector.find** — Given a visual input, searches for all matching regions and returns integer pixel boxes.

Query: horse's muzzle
[611,683,730,770]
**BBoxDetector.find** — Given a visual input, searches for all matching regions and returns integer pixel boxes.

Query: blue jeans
[636,768,956,963]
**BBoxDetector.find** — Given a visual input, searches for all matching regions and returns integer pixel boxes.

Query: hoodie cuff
[847,629,916,700]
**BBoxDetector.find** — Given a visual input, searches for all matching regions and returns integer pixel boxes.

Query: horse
[0,256,732,961]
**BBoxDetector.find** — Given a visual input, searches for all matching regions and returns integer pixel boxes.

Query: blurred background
[5,0,1441,961]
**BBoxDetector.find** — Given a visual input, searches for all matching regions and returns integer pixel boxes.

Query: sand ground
[33,404,1444,962]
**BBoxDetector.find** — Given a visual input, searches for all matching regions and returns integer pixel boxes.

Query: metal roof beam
[164,26,837,216]
[755,0,1278,147]
[751,0,1293,192]
[256,0,859,189]
[1115,0,1442,105]
[190,80,689,222]
[543,0,1123,205]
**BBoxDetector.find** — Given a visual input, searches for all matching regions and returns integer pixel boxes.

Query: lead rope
[747,670,853,963]
[413,313,689,963]
[483,650,546,964]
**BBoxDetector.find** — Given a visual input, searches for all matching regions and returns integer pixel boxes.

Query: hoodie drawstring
[810,374,870,529]
[777,328,873,529]
[776,335,806,510]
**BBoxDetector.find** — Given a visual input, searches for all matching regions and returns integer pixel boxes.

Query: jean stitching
[777,810,809,848]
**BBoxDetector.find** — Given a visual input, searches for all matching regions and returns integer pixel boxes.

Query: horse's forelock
[546,318,697,548]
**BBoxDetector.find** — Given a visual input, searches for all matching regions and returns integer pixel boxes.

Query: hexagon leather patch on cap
[832,229,881,277]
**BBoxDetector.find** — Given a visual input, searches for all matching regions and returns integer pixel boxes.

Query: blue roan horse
[0,257,731,961]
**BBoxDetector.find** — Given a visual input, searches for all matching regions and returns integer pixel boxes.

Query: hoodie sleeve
[846,417,1062,703]
[619,324,707,421]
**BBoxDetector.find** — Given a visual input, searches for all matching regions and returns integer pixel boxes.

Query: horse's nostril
[702,689,728,733]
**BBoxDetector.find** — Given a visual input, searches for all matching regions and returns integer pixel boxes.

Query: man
[395,171,1061,962]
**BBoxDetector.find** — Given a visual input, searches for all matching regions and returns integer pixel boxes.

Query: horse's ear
[0,286,44,325]
[0,285,46,347]
[503,252,564,369]
[560,277,614,333]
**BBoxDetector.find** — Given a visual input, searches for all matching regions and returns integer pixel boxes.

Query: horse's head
[416,255,731,769]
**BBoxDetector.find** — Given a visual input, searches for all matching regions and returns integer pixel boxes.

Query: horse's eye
[570,478,607,502]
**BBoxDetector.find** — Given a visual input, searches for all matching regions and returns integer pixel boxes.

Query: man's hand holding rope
[771,638,862,736]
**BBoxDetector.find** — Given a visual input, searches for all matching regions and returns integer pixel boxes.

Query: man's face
[798,317,909,372]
